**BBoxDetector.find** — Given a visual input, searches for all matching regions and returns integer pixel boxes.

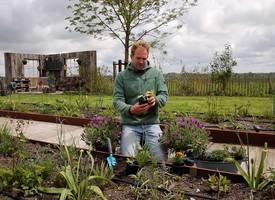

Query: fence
[96,73,275,97]
[166,73,275,96]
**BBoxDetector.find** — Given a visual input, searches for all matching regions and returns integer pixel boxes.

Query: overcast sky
[0,0,275,76]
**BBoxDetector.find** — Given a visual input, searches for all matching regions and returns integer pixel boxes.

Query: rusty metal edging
[208,128,275,147]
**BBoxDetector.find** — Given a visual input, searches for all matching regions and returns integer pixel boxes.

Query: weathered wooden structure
[4,51,97,92]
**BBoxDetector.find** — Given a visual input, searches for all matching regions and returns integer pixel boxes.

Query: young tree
[65,0,197,64]
[210,44,237,95]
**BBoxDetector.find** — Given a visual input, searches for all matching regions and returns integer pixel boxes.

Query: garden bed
[0,139,273,200]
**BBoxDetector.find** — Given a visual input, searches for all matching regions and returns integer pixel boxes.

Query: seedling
[137,90,155,104]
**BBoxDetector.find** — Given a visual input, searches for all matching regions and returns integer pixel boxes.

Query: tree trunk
[124,33,130,68]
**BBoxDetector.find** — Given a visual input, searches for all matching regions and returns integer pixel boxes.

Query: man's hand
[130,96,157,115]
[130,102,151,115]
[147,96,157,107]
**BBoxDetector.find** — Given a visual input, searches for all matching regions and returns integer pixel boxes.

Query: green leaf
[88,185,107,200]
[38,187,72,200]
[255,143,268,189]
[234,161,250,184]
[60,166,77,193]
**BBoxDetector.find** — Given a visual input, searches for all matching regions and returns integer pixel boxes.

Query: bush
[161,117,210,159]
[82,115,121,151]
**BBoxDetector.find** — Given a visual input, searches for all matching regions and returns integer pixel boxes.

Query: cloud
[1,0,275,76]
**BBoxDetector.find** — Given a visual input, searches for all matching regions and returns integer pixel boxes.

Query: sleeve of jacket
[112,73,131,116]
[155,70,168,108]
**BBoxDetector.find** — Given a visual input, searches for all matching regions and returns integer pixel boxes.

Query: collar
[127,61,151,72]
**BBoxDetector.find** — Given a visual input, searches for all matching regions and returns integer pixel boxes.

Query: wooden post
[118,60,122,72]
[113,61,117,80]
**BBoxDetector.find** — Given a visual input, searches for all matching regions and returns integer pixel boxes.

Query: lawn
[0,93,273,117]
[164,96,273,117]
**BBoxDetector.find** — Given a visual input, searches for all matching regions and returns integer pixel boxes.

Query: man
[113,40,168,161]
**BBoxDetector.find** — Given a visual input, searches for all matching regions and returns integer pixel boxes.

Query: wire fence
[165,73,275,97]
[100,73,275,97]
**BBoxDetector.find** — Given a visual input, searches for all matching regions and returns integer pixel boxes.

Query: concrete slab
[0,117,88,149]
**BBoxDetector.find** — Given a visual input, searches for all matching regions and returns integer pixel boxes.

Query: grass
[0,93,273,117]
[164,96,273,117]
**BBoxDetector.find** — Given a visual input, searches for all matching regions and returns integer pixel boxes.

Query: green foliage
[13,160,55,196]
[210,44,237,95]
[226,116,248,130]
[82,115,120,150]
[0,123,14,157]
[0,99,18,111]
[172,151,186,165]
[268,168,275,196]
[127,146,157,168]
[234,102,251,117]
[203,174,230,198]
[0,167,13,192]
[224,145,247,161]
[202,146,246,162]
[39,147,109,200]
[0,94,271,117]
[92,162,115,189]
[205,95,223,123]
[207,149,231,162]
[55,99,81,117]
[234,142,270,190]
[137,90,155,104]
[159,110,176,124]
[130,167,180,199]
[0,152,55,196]
[66,0,196,63]
[161,117,210,159]
[75,94,91,113]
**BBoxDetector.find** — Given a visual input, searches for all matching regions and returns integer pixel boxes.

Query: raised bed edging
[0,110,90,126]
[0,110,274,148]
[208,127,275,147]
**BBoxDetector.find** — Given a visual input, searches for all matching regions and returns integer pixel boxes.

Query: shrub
[82,115,121,151]
[161,117,210,159]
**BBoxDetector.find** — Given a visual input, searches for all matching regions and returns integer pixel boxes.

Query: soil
[202,116,274,131]
[0,141,274,200]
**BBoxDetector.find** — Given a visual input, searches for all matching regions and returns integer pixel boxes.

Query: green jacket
[113,62,168,125]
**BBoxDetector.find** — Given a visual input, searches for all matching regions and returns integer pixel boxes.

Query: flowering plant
[161,117,210,159]
[82,115,121,151]
[173,151,186,165]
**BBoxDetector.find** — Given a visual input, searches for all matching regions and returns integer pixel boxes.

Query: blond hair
[131,40,150,56]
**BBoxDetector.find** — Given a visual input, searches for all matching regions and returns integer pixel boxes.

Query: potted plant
[81,115,121,152]
[126,146,157,175]
[195,146,247,173]
[161,117,210,159]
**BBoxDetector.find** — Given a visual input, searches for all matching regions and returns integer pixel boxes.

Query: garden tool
[106,137,117,169]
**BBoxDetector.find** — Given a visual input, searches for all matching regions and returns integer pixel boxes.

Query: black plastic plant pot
[125,163,140,175]
[94,143,109,152]
[170,164,190,176]
[94,142,116,153]
[195,160,242,173]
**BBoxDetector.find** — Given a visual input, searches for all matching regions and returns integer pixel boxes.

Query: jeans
[121,124,166,161]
